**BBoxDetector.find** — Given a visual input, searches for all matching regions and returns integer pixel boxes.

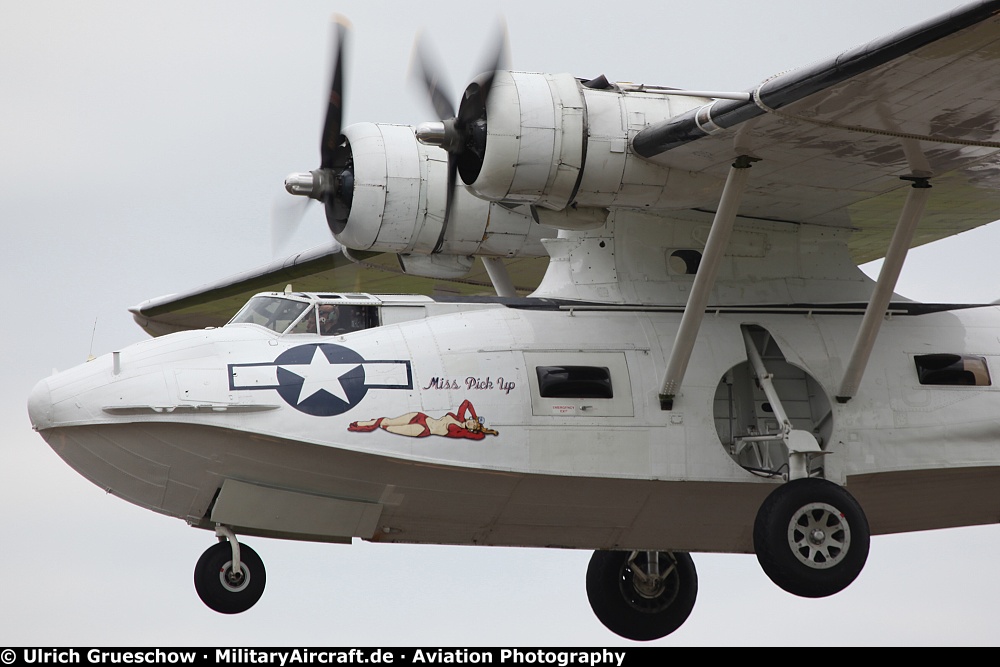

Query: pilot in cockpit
[318,305,340,335]
[319,304,368,335]
[285,303,368,336]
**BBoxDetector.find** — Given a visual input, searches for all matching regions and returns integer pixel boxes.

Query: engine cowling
[334,122,546,261]
[460,72,724,215]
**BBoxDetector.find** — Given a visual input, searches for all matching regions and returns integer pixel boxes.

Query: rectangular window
[524,351,634,417]
[536,366,613,398]
[914,354,991,387]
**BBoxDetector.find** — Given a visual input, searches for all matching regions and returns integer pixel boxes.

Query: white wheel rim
[787,502,851,570]
[219,560,251,593]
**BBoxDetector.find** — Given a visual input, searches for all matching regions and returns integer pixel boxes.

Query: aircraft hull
[35,419,1000,553]
[35,420,770,552]
[29,303,1000,552]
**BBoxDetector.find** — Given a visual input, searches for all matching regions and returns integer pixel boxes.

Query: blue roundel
[273,343,367,416]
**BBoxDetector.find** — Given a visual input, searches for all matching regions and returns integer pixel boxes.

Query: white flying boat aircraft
[27,0,1000,640]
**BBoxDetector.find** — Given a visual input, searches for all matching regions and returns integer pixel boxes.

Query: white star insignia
[279,346,361,405]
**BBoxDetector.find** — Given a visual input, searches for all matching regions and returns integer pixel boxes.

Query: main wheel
[586,550,697,641]
[754,478,869,598]
[194,541,266,614]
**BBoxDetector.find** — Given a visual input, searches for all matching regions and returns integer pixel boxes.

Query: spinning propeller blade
[321,17,349,170]
[270,195,311,256]
[411,21,509,253]
[283,15,355,236]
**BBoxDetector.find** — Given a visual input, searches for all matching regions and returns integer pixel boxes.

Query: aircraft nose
[27,377,53,430]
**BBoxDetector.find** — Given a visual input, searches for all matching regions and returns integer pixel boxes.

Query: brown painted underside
[40,423,1000,555]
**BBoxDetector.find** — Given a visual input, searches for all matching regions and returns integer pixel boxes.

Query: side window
[287,306,318,334]
[536,366,613,398]
[319,305,377,336]
[287,305,380,336]
[914,354,991,387]
[524,352,634,417]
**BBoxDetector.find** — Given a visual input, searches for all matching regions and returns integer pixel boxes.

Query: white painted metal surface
[25,1,1000,638]
[27,291,1000,551]
[331,122,547,260]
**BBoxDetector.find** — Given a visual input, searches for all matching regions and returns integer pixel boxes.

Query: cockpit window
[286,304,378,336]
[288,307,318,335]
[228,297,310,333]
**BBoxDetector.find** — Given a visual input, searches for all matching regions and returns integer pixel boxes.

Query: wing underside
[134,2,1000,334]
[130,244,548,336]
[634,0,1000,262]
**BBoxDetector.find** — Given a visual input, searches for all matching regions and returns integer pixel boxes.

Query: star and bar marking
[228,343,412,416]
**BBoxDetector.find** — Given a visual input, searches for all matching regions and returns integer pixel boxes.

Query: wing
[134,2,1000,336]
[633,0,1000,262]
[130,244,548,336]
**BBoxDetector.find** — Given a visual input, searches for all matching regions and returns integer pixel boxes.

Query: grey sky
[3,0,998,646]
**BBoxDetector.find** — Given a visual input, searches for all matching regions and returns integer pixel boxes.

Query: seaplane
[27,0,1000,641]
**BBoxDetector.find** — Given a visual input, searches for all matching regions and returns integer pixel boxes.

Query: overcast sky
[3,0,1000,647]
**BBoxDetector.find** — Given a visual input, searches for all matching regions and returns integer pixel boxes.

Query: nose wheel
[586,549,697,641]
[753,477,869,598]
[194,531,266,614]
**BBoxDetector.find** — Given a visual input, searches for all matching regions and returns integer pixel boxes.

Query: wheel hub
[787,502,851,570]
[219,561,251,593]
[632,574,666,599]
[620,552,680,613]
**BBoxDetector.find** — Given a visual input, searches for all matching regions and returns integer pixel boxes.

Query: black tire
[194,541,266,614]
[754,478,869,598]
[586,550,697,641]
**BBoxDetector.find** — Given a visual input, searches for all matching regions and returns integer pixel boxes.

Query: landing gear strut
[194,527,266,614]
[586,550,697,641]
[754,478,869,598]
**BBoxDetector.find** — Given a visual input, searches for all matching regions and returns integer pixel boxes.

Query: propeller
[412,23,509,253]
[282,16,355,236]
[270,195,311,256]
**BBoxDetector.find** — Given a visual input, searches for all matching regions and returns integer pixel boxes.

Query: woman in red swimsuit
[348,399,499,440]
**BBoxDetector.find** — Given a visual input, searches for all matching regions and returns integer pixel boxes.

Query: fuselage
[28,294,1000,554]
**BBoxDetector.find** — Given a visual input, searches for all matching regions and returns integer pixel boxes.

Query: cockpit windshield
[228,296,310,333]
[228,294,379,335]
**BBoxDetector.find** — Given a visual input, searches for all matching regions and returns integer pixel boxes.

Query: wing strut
[482,257,517,297]
[837,177,932,402]
[659,155,758,409]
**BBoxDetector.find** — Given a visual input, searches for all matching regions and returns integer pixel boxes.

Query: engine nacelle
[335,122,546,262]
[464,72,723,213]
